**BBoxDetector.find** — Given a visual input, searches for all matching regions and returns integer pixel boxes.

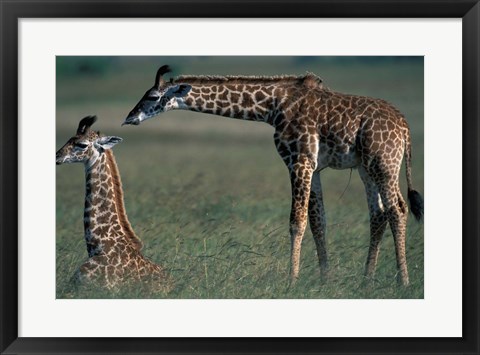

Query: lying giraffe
[123,65,423,286]
[56,115,171,291]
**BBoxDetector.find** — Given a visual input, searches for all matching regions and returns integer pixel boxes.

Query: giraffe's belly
[317,143,360,170]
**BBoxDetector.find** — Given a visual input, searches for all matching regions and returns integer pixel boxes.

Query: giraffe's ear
[95,136,123,150]
[77,115,97,135]
[171,84,191,97]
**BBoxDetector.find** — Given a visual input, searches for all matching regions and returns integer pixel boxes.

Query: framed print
[1,1,479,354]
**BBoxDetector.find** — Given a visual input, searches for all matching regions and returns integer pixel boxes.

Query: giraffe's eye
[75,142,88,149]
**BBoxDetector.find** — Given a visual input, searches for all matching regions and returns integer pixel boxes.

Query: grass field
[56,57,424,299]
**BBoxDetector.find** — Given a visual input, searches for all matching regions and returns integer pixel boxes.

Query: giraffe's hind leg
[388,186,409,286]
[308,170,328,278]
[375,175,409,286]
[358,166,388,279]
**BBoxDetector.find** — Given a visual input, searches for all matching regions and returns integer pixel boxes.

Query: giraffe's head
[122,65,192,126]
[56,115,123,168]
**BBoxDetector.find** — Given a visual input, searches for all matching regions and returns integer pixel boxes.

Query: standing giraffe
[123,65,423,286]
[56,115,171,290]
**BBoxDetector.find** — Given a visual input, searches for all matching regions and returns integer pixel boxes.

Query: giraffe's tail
[405,128,424,222]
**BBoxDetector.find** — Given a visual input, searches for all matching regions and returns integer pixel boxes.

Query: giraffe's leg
[308,170,328,277]
[288,157,314,284]
[377,180,409,286]
[391,187,409,286]
[358,166,388,279]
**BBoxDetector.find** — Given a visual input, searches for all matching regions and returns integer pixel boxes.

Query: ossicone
[303,72,323,89]
[77,115,98,135]
[155,65,172,88]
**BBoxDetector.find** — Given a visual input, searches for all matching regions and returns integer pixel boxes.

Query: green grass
[56,57,424,299]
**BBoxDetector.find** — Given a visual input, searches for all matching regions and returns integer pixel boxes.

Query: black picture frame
[1,1,478,354]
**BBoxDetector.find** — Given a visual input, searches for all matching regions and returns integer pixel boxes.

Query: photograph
[55,56,424,299]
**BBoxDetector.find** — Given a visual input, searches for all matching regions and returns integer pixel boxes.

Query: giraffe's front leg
[288,156,315,284]
[308,170,328,278]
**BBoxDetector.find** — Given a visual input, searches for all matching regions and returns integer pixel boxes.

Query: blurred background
[56,56,424,299]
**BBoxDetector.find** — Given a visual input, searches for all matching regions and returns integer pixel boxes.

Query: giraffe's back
[304,89,410,171]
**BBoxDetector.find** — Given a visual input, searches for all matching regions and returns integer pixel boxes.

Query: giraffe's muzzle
[122,116,141,126]
[56,152,64,165]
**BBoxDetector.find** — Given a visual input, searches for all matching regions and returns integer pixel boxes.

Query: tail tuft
[407,189,424,222]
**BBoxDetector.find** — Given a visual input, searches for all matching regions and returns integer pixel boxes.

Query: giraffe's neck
[175,82,289,125]
[83,150,142,257]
